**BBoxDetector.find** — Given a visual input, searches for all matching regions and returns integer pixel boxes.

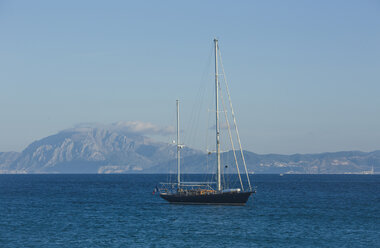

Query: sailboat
[157,39,254,205]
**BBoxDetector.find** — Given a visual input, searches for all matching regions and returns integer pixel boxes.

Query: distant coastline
[0,125,378,174]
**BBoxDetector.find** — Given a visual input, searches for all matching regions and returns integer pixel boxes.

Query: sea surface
[0,174,379,247]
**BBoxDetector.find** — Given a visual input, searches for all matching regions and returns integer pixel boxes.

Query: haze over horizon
[1,0,379,154]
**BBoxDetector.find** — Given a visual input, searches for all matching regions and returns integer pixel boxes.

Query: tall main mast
[176,99,181,188]
[214,38,221,191]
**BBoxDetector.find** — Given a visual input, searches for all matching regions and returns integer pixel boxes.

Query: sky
[0,0,379,154]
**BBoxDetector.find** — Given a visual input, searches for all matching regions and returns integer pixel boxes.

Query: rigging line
[183,44,214,184]
[218,48,252,191]
[184,42,213,148]
[206,81,217,185]
[219,75,244,191]
[182,51,212,183]
[204,99,212,184]
[197,44,214,184]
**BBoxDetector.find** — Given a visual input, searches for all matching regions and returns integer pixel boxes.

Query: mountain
[2,125,200,173]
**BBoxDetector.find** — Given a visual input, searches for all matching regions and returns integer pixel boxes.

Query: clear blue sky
[0,0,379,154]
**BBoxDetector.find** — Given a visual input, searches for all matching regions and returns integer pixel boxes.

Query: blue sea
[0,174,379,247]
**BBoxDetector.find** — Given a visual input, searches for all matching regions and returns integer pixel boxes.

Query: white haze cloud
[65,121,175,136]
[113,121,175,135]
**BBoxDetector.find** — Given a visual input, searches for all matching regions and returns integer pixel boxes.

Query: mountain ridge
[147,150,380,174]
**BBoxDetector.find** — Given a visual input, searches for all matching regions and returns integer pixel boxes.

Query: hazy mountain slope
[0,152,21,173]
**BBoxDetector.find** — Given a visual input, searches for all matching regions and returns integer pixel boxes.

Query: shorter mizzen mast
[176,99,181,189]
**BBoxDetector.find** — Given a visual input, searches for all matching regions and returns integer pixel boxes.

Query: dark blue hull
[160,191,253,205]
